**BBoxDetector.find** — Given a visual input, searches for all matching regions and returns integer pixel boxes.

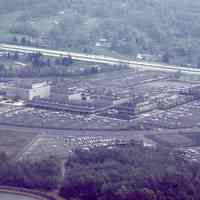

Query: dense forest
[1,144,200,199]
[0,0,200,66]
[60,146,200,200]
[0,152,62,190]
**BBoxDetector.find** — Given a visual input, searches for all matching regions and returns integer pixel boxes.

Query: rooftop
[10,81,50,90]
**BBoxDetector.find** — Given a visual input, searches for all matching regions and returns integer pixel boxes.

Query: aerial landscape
[1,0,200,199]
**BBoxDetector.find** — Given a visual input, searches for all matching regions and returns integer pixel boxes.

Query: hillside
[0,0,200,66]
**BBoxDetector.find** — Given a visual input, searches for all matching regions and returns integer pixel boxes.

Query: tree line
[0,152,62,190]
[2,0,200,66]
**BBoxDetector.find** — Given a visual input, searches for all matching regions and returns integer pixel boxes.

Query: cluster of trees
[60,146,200,200]
[6,51,73,68]
[10,23,38,38]
[1,143,200,199]
[1,0,200,66]
[0,0,65,16]
[12,37,32,46]
[0,51,128,77]
[0,152,62,190]
[54,56,73,66]
[0,51,75,77]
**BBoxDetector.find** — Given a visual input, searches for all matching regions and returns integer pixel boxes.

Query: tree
[61,56,73,66]
[90,66,98,74]
[21,37,27,45]
[12,36,18,44]
[7,52,10,59]
[0,64,5,71]
[173,70,182,79]
[162,52,171,63]
[47,58,51,67]
[196,56,200,68]
[13,52,19,60]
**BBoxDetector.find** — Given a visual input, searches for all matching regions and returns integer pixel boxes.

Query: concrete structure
[95,38,111,48]
[136,53,161,62]
[6,82,50,101]
[68,93,91,102]
[117,100,156,115]
[27,98,114,114]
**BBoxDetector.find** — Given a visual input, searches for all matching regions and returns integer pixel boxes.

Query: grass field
[0,129,37,159]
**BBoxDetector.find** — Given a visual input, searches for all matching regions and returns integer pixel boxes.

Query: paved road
[15,133,44,161]
[0,192,38,200]
[0,123,199,138]
[1,44,200,75]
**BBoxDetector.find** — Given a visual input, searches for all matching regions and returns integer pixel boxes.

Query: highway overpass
[0,43,200,75]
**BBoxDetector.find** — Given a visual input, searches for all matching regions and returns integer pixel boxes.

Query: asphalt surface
[1,44,200,75]
[0,123,199,138]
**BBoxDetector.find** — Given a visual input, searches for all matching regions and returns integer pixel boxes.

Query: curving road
[0,186,64,200]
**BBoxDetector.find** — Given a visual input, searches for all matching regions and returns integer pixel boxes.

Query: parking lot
[0,67,200,161]
[17,134,129,161]
[0,68,199,130]
[134,100,200,129]
[0,107,130,129]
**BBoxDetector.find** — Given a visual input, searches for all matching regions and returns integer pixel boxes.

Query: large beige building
[6,82,51,100]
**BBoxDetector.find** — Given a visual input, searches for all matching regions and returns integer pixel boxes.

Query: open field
[0,129,37,158]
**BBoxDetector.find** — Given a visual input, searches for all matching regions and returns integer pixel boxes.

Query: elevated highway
[1,43,200,75]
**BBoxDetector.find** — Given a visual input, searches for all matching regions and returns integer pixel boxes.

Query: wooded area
[0,144,200,199]
[60,146,200,200]
[0,0,200,66]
